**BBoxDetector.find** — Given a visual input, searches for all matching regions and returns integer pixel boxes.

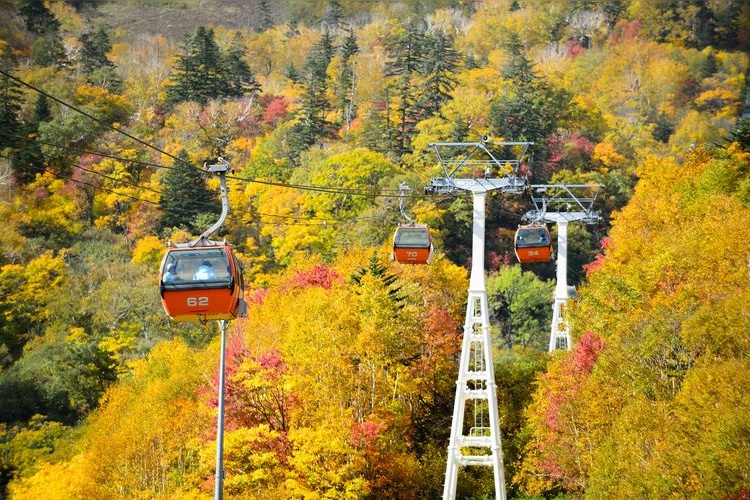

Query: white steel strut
[427,139,532,500]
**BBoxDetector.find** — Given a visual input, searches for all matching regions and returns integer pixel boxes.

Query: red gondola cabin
[159,241,245,322]
[514,225,553,264]
[392,224,434,265]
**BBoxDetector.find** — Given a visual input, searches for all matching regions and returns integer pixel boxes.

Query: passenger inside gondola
[162,250,231,287]
[163,264,177,283]
[193,260,215,280]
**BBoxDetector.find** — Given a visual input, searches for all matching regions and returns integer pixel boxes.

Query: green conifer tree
[289,31,336,159]
[699,49,718,78]
[29,33,67,68]
[158,152,220,234]
[324,0,345,30]
[490,35,570,153]
[337,29,359,133]
[728,118,750,152]
[79,28,122,93]
[20,0,60,35]
[80,28,115,73]
[20,0,66,68]
[284,62,301,83]
[358,91,394,153]
[165,27,226,106]
[257,0,274,32]
[0,47,22,152]
[12,94,50,185]
[384,21,427,153]
[224,32,261,98]
[349,252,403,305]
[417,29,459,118]
[711,0,743,49]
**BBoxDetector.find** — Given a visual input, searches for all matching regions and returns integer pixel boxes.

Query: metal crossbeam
[525,184,603,224]
[425,140,532,195]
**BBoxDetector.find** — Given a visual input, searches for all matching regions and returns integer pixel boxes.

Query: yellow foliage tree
[131,235,163,267]
[12,340,213,498]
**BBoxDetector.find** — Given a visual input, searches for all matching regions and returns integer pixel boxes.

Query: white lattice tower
[443,192,505,500]
[425,140,533,499]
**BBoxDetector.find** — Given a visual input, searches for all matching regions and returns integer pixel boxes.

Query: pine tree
[691,0,715,48]
[728,118,750,152]
[0,46,22,152]
[224,32,261,98]
[284,62,301,83]
[489,34,568,149]
[20,0,60,35]
[289,31,337,158]
[337,29,359,133]
[349,252,403,305]
[324,0,345,30]
[158,152,220,234]
[30,33,67,68]
[12,94,50,185]
[21,0,66,68]
[501,34,535,85]
[359,93,394,154]
[257,0,274,33]
[165,27,227,106]
[712,0,742,49]
[80,28,115,73]
[699,49,718,78]
[417,29,459,118]
[79,28,122,93]
[651,112,674,143]
[314,30,336,72]
[384,21,427,153]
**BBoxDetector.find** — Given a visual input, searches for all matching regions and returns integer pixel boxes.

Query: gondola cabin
[392,224,434,264]
[159,241,245,322]
[514,225,553,264]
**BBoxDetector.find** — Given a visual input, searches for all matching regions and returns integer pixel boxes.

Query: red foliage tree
[286,264,342,290]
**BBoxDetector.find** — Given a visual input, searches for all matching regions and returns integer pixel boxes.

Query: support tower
[524,185,602,352]
[426,140,532,499]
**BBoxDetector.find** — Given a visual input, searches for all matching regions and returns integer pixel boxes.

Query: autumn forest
[0,0,749,498]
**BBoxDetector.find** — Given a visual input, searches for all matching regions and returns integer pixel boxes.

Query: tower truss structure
[427,139,533,500]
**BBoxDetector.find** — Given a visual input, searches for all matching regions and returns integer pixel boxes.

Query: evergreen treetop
[158,152,221,234]
[0,46,22,152]
[80,28,116,74]
[20,0,60,35]
[166,27,228,107]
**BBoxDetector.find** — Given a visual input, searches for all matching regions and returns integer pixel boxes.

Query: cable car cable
[4,132,174,172]
[0,68,188,167]
[7,128,410,200]
[0,154,160,206]
[2,152,390,228]
[26,148,164,196]
[1,71,445,203]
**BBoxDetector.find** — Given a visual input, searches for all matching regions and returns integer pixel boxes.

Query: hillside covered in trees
[0,0,749,498]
